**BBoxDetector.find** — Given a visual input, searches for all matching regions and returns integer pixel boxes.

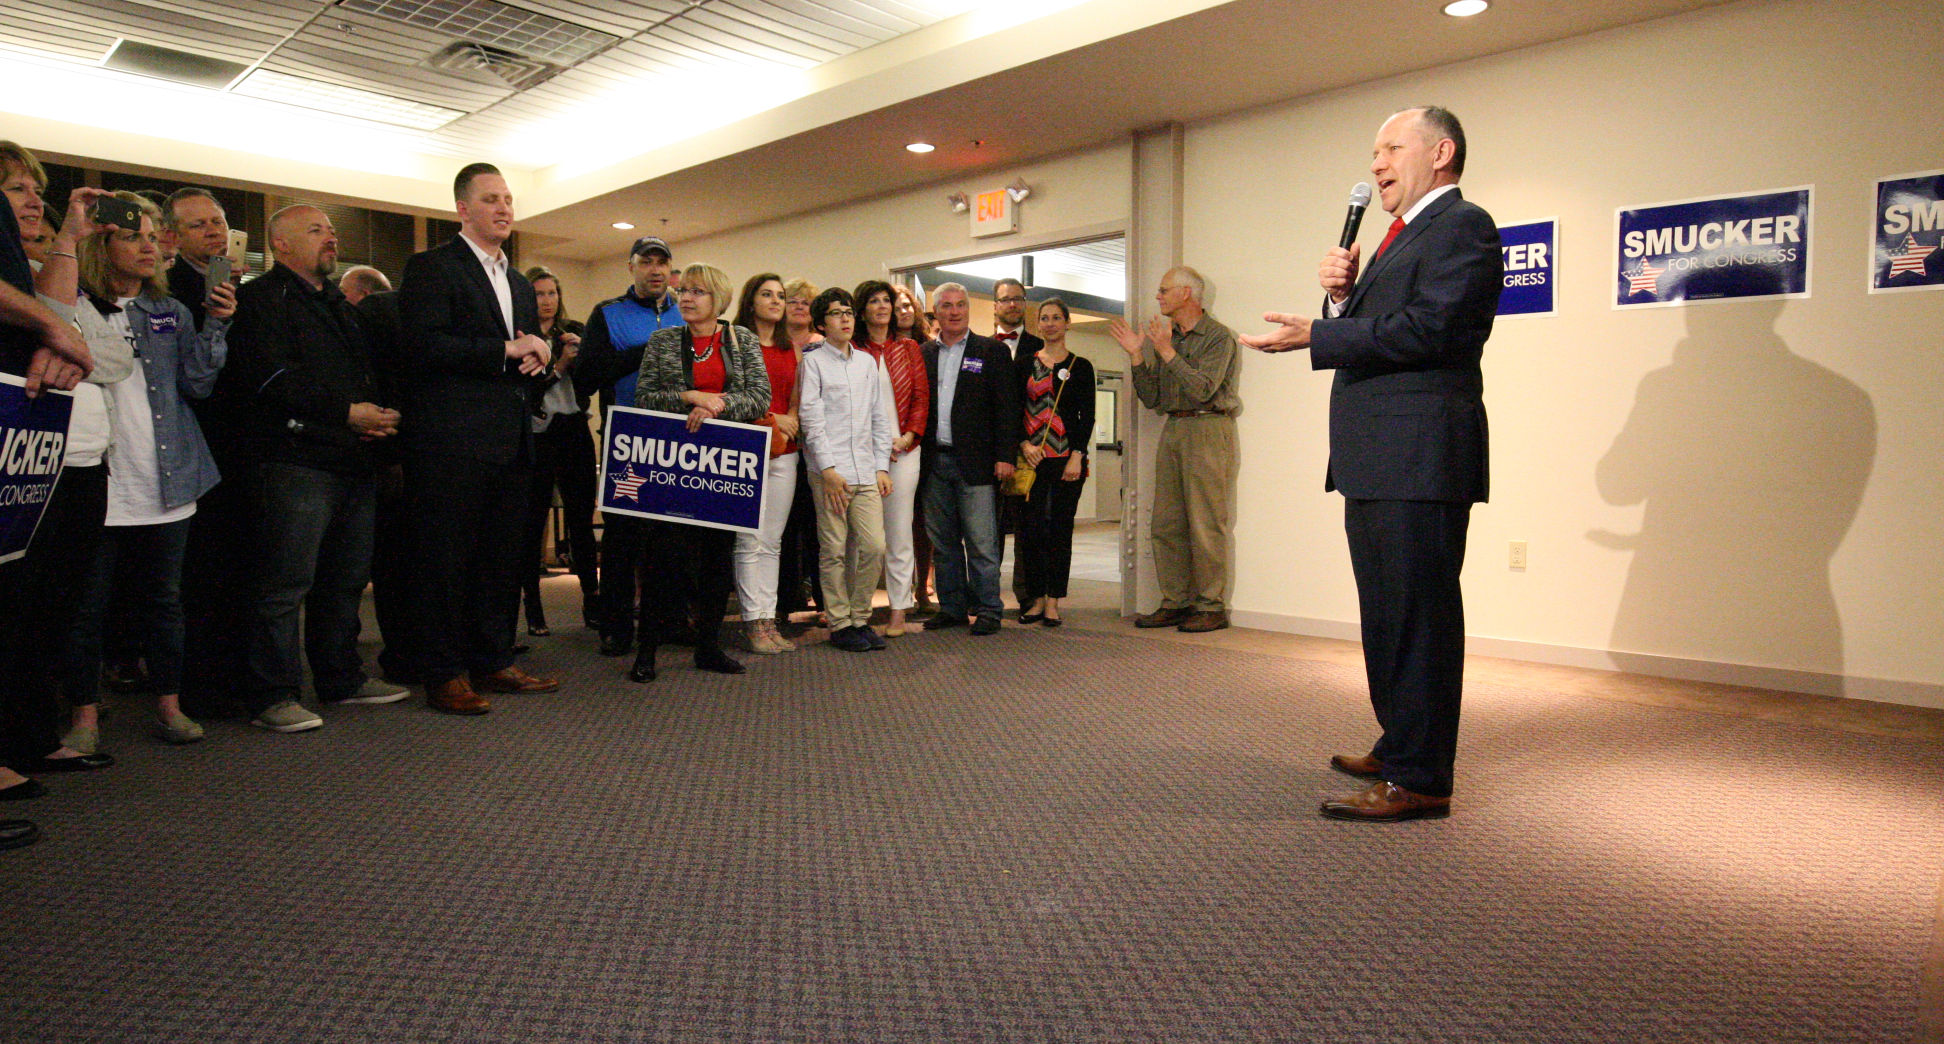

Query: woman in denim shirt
[62,193,231,751]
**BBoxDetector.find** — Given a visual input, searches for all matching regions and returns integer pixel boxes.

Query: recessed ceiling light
[905,142,935,154]
[1443,0,1489,15]
[612,221,635,230]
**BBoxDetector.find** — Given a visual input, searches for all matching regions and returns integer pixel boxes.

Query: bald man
[225,205,406,734]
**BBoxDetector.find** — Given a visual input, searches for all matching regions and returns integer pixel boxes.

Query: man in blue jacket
[574,236,681,656]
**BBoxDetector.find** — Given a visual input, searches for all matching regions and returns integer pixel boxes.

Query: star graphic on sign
[1626,259,1665,296]
[1887,234,1936,279]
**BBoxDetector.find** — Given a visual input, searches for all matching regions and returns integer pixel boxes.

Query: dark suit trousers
[1344,498,1471,798]
[406,454,529,682]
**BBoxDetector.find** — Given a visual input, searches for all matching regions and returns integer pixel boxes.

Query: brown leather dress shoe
[471,665,561,694]
[1319,781,1450,822]
[1133,606,1191,628]
[1176,610,1230,633]
[427,677,491,716]
[1329,752,1384,780]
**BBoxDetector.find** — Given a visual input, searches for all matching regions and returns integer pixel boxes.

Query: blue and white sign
[0,374,72,565]
[1497,219,1557,318]
[1870,170,1944,294]
[601,406,769,533]
[1615,187,1812,309]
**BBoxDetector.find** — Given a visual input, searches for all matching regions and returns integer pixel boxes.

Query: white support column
[1121,123,1184,617]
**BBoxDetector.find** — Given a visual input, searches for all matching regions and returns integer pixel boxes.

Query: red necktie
[1373,217,1405,260]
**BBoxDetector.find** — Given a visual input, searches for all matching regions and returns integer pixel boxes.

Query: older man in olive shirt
[1108,265,1241,633]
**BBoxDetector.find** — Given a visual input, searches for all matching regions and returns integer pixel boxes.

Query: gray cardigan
[633,323,769,424]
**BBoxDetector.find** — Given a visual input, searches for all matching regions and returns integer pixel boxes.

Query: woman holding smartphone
[64,192,233,748]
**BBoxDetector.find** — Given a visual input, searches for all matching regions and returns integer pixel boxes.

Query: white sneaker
[334,678,411,705]
[252,700,323,733]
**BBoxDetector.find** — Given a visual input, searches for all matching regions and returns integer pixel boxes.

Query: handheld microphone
[1339,182,1372,250]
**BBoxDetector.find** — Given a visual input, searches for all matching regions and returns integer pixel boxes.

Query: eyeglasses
[675,286,712,298]
[995,295,1027,304]
[823,308,855,318]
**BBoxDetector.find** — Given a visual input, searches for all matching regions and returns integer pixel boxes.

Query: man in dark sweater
[226,206,406,733]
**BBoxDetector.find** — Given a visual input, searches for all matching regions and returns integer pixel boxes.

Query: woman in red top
[891,284,936,612]
[853,280,931,637]
[728,272,801,655]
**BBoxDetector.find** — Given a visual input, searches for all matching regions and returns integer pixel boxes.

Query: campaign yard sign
[0,373,72,564]
[1870,171,1944,294]
[1497,219,1557,318]
[600,406,769,534]
[1615,187,1812,308]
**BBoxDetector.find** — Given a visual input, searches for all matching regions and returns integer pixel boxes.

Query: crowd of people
[0,144,1252,853]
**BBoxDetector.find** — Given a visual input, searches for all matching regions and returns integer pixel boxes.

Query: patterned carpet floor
[4,589,1940,1042]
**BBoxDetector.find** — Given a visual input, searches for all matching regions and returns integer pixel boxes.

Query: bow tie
[997,330,1018,342]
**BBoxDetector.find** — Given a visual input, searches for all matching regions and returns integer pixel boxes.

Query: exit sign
[971,188,1018,238]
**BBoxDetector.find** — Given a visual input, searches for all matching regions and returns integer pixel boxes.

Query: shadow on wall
[1590,279,1876,692]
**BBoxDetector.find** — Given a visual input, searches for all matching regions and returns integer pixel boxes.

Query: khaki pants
[813,481,886,630]
[1152,414,1237,612]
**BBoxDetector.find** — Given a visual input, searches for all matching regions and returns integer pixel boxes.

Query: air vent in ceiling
[426,41,558,91]
[100,39,249,90]
[336,0,619,66]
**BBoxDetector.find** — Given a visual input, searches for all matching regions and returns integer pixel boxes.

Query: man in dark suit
[921,282,1020,635]
[398,162,560,715]
[1242,106,1501,822]
[991,277,1043,615]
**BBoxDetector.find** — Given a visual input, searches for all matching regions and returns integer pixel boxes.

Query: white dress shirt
[459,233,515,338]
[799,340,893,485]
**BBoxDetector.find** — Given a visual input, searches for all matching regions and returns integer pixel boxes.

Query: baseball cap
[630,236,672,260]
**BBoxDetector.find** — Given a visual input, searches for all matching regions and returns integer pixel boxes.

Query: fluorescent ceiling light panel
[100,39,249,90]
[233,69,465,130]
[338,0,619,65]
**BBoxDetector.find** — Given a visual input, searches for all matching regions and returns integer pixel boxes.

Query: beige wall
[1195,0,1943,705]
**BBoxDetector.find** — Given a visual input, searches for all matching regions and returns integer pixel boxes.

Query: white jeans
[880,445,921,609]
[733,451,799,617]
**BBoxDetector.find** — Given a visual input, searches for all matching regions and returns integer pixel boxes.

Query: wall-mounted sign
[972,188,1018,238]
[1614,187,1812,309]
[1870,170,1944,294]
[1497,218,1556,318]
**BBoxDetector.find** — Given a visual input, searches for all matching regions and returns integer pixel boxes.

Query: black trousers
[1344,498,1472,798]
[521,418,599,629]
[0,464,106,763]
[640,520,734,652]
[370,464,417,682]
[1015,457,1087,603]
[406,454,530,683]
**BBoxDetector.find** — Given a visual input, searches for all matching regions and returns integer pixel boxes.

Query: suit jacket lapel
[1347,188,1463,313]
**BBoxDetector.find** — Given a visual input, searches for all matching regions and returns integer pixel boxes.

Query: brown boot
[427,676,490,716]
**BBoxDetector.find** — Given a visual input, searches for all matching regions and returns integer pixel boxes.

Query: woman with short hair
[628,263,770,683]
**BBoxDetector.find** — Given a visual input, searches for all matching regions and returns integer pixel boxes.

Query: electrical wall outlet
[1508,540,1528,570]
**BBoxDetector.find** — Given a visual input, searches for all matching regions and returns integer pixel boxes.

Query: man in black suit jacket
[1243,106,1501,822]
[397,162,560,714]
[991,277,1042,614]
[921,282,1021,634]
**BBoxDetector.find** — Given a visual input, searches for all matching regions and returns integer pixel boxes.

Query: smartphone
[91,195,143,233]
[206,255,231,290]
[226,229,248,268]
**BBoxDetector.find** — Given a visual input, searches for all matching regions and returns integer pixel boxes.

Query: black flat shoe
[30,753,115,774]
[627,650,657,683]
[511,643,531,657]
[694,648,745,675]
[1019,612,1044,625]
[0,779,47,802]
[527,625,551,637]
[1,819,39,850]
[1042,616,1063,628]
